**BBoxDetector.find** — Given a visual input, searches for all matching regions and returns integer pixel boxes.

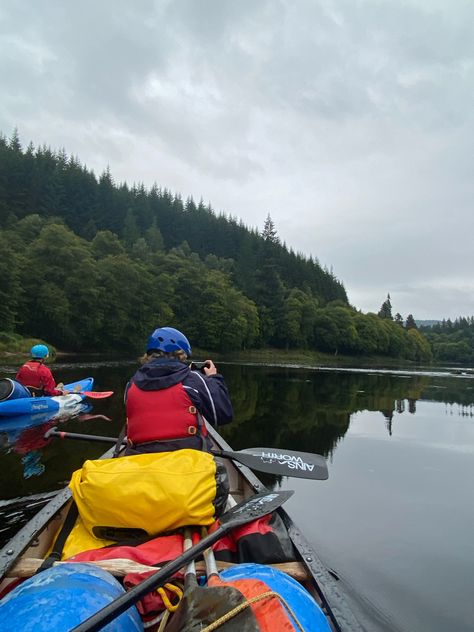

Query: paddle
[44,428,329,480]
[165,527,260,632]
[64,390,114,399]
[71,490,294,632]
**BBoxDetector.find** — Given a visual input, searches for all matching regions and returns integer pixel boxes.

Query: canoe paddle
[71,490,294,632]
[44,427,329,480]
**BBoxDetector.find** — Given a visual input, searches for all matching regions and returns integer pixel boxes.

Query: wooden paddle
[44,427,329,480]
[71,491,294,632]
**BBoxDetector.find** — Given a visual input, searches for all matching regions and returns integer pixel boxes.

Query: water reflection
[0,403,95,478]
[218,365,474,456]
[0,360,473,631]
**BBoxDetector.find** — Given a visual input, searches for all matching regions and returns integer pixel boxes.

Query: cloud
[1,0,473,319]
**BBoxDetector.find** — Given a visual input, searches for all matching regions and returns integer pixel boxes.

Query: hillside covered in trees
[0,132,433,361]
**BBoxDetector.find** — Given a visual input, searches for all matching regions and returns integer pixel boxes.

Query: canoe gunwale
[0,445,115,582]
[0,488,71,581]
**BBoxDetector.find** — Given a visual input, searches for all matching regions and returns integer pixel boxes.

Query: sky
[1,0,473,320]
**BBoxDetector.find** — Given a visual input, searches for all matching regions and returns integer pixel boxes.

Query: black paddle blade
[236,448,329,480]
[165,584,260,632]
[220,490,294,528]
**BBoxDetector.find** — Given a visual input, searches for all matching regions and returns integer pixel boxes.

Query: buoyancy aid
[15,361,45,391]
[126,382,208,445]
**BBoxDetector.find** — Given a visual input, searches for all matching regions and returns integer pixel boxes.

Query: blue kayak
[0,378,94,416]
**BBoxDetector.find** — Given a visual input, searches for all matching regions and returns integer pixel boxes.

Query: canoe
[0,378,94,417]
[0,424,363,631]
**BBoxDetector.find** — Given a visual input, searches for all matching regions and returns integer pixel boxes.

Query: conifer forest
[1,131,471,363]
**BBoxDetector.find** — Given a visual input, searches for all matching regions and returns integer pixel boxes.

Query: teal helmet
[30,344,49,359]
[146,327,191,356]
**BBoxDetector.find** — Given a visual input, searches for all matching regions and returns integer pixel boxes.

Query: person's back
[16,345,64,396]
[125,327,233,455]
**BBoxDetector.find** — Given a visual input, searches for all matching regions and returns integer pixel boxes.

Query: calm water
[1,358,473,632]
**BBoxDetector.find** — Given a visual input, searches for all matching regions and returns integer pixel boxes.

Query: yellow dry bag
[68,449,229,540]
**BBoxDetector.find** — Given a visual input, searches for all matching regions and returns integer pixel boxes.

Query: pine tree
[378,293,393,320]
[405,314,417,330]
[394,313,404,326]
[261,213,280,244]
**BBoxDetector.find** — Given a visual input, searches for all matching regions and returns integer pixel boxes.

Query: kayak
[0,378,94,417]
[0,424,363,631]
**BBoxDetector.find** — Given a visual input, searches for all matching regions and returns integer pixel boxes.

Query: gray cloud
[1,0,472,319]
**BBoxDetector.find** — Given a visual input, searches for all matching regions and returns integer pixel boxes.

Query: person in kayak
[124,326,233,454]
[15,344,65,396]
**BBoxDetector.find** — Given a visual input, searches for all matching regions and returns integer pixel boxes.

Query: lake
[1,358,473,631]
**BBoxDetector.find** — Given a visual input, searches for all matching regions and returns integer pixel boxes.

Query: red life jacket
[16,361,43,389]
[126,382,207,445]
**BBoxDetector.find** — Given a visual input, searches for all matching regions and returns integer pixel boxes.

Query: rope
[156,582,183,612]
[157,609,171,631]
[200,589,305,632]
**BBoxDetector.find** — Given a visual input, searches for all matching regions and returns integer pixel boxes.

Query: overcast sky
[1,0,472,319]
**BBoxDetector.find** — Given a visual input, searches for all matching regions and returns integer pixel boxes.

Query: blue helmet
[146,327,191,356]
[31,344,49,359]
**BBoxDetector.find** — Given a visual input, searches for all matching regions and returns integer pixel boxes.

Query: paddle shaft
[45,428,120,444]
[45,428,328,480]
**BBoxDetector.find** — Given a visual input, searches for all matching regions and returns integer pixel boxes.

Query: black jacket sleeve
[183,371,233,427]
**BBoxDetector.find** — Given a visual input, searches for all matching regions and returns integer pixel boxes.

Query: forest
[420,318,474,364]
[0,130,457,363]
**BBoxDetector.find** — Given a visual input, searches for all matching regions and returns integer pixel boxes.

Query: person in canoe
[124,326,233,455]
[15,344,66,396]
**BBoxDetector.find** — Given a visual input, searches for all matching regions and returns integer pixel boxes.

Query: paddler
[124,326,233,454]
[15,344,65,396]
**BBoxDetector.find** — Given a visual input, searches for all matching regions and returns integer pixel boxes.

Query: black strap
[113,423,127,458]
[35,501,79,573]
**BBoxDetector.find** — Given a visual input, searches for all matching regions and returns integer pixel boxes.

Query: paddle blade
[165,583,260,632]
[220,490,294,529]
[237,448,329,480]
[65,391,114,399]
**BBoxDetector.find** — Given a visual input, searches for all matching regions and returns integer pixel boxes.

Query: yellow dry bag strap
[35,501,79,573]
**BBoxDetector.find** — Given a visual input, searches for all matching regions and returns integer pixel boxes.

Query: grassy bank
[201,347,425,369]
[0,333,57,362]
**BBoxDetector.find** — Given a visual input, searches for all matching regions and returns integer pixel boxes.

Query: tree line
[0,131,433,361]
[420,317,474,364]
